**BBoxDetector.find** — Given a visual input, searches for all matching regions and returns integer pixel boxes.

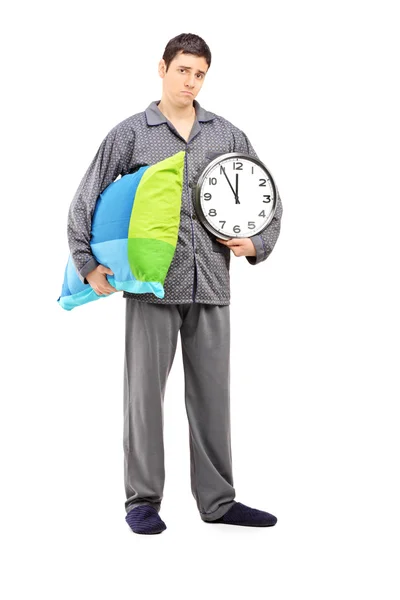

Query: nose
[185,74,196,89]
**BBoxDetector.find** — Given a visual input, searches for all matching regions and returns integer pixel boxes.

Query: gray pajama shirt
[67,99,283,305]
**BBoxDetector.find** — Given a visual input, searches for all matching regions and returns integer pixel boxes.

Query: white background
[1,0,399,598]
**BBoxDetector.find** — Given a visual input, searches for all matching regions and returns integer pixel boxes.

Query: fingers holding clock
[215,237,232,251]
[216,237,256,257]
[216,237,243,256]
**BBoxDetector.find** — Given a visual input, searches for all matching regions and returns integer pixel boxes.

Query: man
[67,33,283,534]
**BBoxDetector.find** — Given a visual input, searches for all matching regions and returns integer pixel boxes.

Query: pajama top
[67,99,283,305]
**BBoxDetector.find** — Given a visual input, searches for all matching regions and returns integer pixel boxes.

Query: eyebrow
[177,65,206,76]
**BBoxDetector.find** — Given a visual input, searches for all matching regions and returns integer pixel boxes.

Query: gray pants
[123,299,236,522]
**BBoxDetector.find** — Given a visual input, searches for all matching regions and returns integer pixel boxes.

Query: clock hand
[235,173,240,204]
[220,165,238,202]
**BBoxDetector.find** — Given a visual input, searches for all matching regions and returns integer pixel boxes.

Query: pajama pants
[123,298,236,522]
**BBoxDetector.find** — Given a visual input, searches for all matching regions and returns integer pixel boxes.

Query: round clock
[194,152,277,240]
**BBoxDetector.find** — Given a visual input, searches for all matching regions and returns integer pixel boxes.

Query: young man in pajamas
[67,33,283,534]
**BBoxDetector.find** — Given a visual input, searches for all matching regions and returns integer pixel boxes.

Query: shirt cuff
[246,235,266,265]
[79,256,99,284]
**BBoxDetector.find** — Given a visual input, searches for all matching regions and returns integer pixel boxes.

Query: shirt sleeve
[67,124,135,283]
[232,129,283,266]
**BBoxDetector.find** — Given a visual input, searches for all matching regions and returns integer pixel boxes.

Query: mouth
[181,91,193,95]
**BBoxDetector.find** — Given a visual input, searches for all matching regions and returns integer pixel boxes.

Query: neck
[157,96,196,121]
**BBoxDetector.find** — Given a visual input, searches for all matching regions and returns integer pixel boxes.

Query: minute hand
[220,165,239,203]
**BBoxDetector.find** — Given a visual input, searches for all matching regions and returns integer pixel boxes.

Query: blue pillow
[58,151,185,310]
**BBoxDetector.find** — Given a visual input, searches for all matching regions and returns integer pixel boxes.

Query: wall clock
[194,152,277,240]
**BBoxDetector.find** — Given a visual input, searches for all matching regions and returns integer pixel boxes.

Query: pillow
[58,150,185,310]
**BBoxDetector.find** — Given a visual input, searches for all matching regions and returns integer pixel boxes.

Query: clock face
[195,153,277,239]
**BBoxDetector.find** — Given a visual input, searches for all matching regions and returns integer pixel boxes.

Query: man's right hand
[86,265,118,295]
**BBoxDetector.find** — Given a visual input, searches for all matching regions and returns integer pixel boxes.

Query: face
[158,50,208,108]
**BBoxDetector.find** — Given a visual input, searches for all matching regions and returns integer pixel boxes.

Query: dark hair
[162,33,211,72]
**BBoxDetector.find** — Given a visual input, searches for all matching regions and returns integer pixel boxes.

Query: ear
[158,59,166,78]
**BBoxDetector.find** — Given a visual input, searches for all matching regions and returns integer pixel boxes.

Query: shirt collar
[145,99,215,126]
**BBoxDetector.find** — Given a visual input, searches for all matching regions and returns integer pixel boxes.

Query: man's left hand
[216,237,256,257]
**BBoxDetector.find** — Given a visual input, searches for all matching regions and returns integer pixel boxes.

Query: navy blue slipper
[208,501,277,527]
[125,505,167,534]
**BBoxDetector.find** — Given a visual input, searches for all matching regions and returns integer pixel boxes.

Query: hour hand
[221,165,238,202]
[235,173,239,204]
